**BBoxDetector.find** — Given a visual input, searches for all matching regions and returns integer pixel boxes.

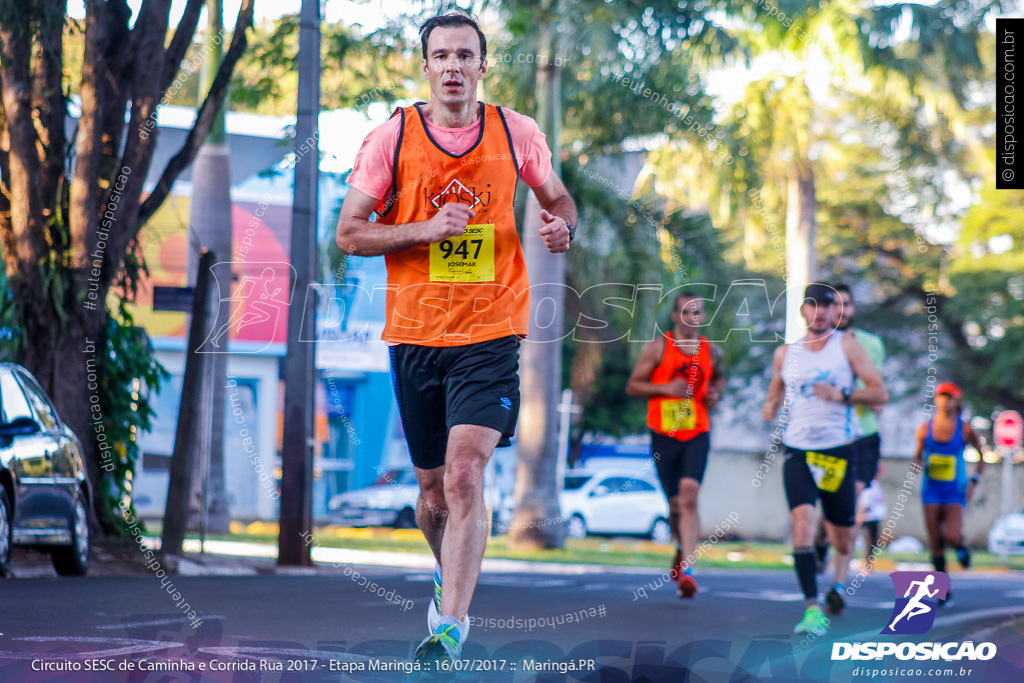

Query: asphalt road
[1,562,1023,683]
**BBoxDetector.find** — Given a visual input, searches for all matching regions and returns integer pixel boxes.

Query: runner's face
[835,292,854,330]
[423,27,487,108]
[675,298,705,329]
[936,392,961,412]
[801,300,836,333]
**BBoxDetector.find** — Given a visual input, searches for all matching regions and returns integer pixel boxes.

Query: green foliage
[230,14,417,115]
[98,302,169,533]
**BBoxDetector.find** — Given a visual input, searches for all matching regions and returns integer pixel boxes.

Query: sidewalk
[166,537,671,577]
[12,533,1020,579]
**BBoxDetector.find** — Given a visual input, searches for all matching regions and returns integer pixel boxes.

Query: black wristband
[565,221,575,241]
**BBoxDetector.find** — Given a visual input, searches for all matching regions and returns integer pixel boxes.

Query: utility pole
[279,0,321,566]
[189,0,232,533]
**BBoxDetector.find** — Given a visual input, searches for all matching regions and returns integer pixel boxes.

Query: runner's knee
[442,460,485,503]
[678,488,699,512]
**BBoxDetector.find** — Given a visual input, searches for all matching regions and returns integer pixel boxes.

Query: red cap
[936,382,961,399]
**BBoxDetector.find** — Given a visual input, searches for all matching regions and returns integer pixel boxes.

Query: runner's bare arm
[963,422,985,477]
[706,343,727,409]
[625,336,674,398]
[336,187,472,256]
[834,333,889,405]
[531,171,577,254]
[762,344,787,421]
[912,422,927,467]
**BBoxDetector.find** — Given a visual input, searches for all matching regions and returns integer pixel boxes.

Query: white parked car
[988,509,1024,555]
[326,470,419,528]
[559,469,671,542]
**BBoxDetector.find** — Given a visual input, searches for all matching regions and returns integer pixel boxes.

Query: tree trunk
[784,159,816,342]
[186,0,232,534]
[510,17,566,550]
[0,0,253,538]
[186,143,233,534]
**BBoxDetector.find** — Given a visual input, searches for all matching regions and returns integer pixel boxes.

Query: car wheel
[0,487,12,576]
[650,517,672,544]
[566,514,587,539]
[394,507,417,529]
[52,493,90,576]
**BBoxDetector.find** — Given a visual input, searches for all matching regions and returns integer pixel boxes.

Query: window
[17,370,60,431]
[563,475,591,491]
[0,371,34,423]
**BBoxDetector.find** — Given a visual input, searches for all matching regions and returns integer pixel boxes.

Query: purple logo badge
[881,571,949,635]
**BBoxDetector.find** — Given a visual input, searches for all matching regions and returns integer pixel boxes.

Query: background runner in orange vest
[336,13,578,664]
[627,292,726,598]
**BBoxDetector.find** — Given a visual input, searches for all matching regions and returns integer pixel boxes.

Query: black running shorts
[389,335,521,470]
[854,432,882,485]
[783,443,857,527]
[650,430,711,497]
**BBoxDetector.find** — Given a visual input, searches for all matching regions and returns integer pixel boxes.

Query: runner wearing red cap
[912,382,985,606]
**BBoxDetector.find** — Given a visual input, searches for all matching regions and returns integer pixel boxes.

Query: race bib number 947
[429,223,495,282]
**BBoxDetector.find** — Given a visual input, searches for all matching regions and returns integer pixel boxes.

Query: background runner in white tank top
[782,331,861,450]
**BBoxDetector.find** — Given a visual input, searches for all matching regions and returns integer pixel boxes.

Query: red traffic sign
[994,410,1024,449]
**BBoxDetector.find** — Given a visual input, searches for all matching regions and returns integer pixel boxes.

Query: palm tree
[653,0,1002,340]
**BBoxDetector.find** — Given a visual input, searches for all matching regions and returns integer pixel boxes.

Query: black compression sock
[814,542,829,564]
[794,547,818,600]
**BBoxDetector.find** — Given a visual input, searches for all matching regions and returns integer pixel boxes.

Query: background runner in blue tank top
[912,382,984,606]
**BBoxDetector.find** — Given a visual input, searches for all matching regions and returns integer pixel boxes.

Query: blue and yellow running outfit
[921,416,968,506]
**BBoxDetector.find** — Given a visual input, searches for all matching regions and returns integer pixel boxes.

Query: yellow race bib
[661,399,696,433]
[805,451,849,493]
[429,223,495,282]
[927,454,957,482]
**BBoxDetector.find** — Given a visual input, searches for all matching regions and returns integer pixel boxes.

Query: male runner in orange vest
[627,292,725,598]
[337,13,577,663]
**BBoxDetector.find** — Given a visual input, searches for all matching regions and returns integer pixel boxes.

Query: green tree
[0,0,254,533]
[656,0,1002,339]
[230,13,415,116]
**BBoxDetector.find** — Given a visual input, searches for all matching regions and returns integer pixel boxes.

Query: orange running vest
[646,334,713,441]
[375,103,529,346]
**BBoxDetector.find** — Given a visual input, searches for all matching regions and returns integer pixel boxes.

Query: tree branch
[162,0,206,93]
[31,0,67,233]
[0,72,10,213]
[0,17,47,285]
[136,0,254,228]
[69,0,118,271]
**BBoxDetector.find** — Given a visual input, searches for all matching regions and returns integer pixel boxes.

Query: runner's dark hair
[674,290,703,311]
[420,13,487,61]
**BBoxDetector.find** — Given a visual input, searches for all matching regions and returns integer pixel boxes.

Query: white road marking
[96,616,226,630]
[714,590,806,602]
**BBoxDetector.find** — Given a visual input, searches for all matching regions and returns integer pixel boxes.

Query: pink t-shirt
[348,104,552,200]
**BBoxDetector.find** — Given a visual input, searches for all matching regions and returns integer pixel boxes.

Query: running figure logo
[881,571,949,635]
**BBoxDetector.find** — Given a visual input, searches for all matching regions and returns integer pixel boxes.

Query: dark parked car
[0,363,91,576]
